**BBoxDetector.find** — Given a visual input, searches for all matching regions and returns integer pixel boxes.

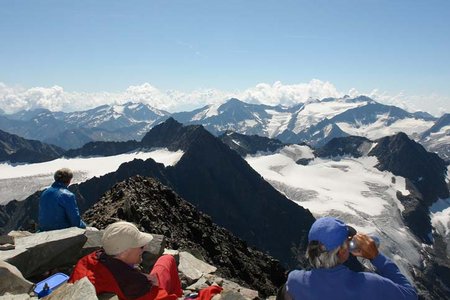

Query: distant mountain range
[0,96,447,161]
[0,102,169,150]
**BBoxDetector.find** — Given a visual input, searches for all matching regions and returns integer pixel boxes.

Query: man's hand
[350,234,379,260]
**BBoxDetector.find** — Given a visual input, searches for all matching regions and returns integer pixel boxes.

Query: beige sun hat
[102,221,153,255]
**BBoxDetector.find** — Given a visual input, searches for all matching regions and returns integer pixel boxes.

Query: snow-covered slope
[62,102,168,129]
[420,114,450,161]
[0,149,184,204]
[246,144,426,279]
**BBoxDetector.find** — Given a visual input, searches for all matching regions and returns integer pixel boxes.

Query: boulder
[45,277,97,300]
[190,274,259,300]
[0,294,36,299]
[0,261,33,295]
[178,251,217,282]
[81,228,103,257]
[140,234,166,273]
[0,235,15,245]
[0,228,87,278]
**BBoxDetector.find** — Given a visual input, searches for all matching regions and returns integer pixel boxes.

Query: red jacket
[69,251,178,300]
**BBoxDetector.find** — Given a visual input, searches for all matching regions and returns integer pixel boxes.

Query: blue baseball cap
[308,217,356,251]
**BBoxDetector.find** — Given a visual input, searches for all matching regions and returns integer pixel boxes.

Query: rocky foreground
[0,227,275,300]
[0,175,288,299]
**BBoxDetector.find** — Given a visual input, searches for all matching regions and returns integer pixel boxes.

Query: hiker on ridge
[38,168,86,231]
[283,217,417,300]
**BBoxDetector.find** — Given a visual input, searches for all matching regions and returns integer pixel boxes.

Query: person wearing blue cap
[285,217,417,300]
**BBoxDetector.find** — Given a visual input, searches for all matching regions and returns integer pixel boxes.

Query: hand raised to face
[350,234,379,260]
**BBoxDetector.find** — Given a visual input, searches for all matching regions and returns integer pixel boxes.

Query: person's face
[119,246,145,266]
[338,239,350,263]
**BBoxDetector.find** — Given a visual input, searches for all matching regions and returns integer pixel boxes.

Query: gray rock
[0,235,15,245]
[0,293,36,300]
[7,232,32,239]
[0,261,33,296]
[0,244,15,251]
[197,274,258,300]
[178,251,217,282]
[81,228,103,257]
[0,228,87,278]
[186,276,210,291]
[140,234,166,273]
[162,249,179,264]
[214,291,248,300]
[45,277,97,300]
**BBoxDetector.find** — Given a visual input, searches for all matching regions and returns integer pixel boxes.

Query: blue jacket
[38,182,86,231]
[287,253,417,300]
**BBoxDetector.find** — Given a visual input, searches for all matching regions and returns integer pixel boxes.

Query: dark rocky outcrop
[64,140,140,157]
[0,192,41,235]
[83,175,286,297]
[369,132,448,206]
[369,132,449,243]
[218,131,286,156]
[315,136,372,158]
[0,129,64,163]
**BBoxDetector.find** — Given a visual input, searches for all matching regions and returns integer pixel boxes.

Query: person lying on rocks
[38,168,86,231]
[69,221,183,300]
[282,217,418,300]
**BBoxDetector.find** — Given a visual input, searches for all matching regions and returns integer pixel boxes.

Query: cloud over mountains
[0,80,447,115]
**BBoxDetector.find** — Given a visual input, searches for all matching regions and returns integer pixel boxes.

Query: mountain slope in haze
[0,102,169,149]
[83,175,286,297]
[0,129,65,163]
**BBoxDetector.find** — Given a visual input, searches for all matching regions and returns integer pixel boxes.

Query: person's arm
[371,254,417,299]
[60,192,86,228]
[352,234,417,299]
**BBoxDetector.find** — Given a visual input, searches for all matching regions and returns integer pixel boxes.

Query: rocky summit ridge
[83,175,286,297]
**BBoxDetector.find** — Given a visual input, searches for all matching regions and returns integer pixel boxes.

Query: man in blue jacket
[286,217,417,300]
[38,168,86,231]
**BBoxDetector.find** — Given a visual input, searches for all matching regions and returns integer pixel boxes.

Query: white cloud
[0,80,448,116]
[236,79,341,106]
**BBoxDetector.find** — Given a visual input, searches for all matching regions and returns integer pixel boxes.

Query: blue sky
[0,0,449,114]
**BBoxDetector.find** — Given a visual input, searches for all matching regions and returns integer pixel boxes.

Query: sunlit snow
[265,110,292,137]
[0,149,184,204]
[293,99,367,133]
[192,103,221,120]
[336,117,434,140]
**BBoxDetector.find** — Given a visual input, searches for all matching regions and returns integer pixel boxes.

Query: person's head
[102,221,153,265]
[306,217,356,269]
[54,168,73,185]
